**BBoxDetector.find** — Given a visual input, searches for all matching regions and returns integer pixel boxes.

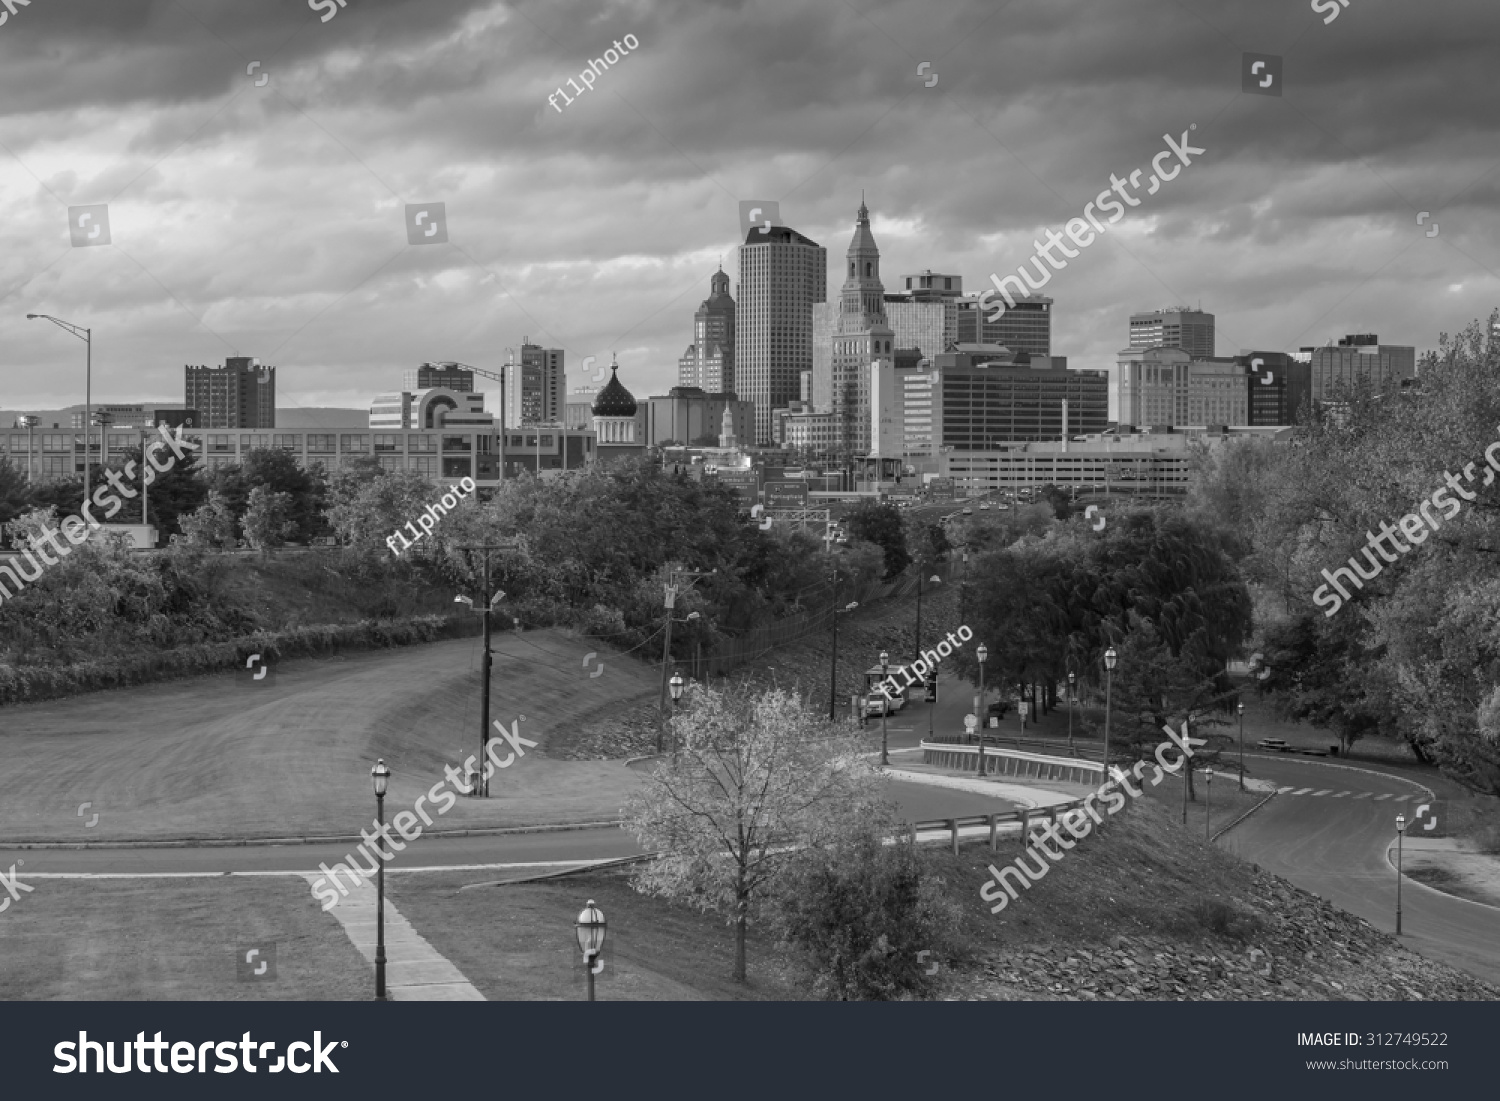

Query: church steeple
[840,194,885,323]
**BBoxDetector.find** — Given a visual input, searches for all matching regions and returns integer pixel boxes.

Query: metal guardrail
[911,797,1095,857]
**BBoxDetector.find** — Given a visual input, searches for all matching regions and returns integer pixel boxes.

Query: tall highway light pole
[27,314,92,505]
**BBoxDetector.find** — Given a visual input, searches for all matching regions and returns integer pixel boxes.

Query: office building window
[442,456,471,478]
[374,434,402,453]
[42,434,69,452]
[209,435,233,453]
[377,455,404,473]
[442,435,471,452]
[307,434,335,453]
[409,434,436,453]
[341,434,369,453]
[408,455,436,476]
[274,434,302,451]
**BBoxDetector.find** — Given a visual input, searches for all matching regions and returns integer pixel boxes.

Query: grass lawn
[387,868,811,1001]
[0,877,370,1000]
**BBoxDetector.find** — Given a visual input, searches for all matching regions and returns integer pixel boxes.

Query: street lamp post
[14,416,38,485]
[1067,671,1076,753]
[1395,814,1406,935]
[575,899,607,1001]
[1205,768,1212,840]
[370,758,391,1001]
[828,598,858,721]
[879,649,890,767]
[1237,700,1246,792]
[455,542,520,796]
[1103,647,1118,786]
[26,314,92,504]
[668,671,685,759]
[975,643,988,777]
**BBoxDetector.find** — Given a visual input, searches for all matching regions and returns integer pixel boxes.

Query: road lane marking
[1292,788,1313,795]
[1332,791,1349,798]
[1374,794,1392,800]
[1278,786,1296,794]
[1312,790,1332,796]
[1354,792,1372,799]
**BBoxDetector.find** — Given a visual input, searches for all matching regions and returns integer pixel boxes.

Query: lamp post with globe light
[575,900,607,1001]
[1103,647,1118,784]
[370,758,391,1001]
[1395,815,1406,935]
[975,643,988,777]
[878,650,890,766]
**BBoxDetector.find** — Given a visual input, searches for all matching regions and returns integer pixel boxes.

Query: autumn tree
[242,486,298,554]
[624,684,887,983]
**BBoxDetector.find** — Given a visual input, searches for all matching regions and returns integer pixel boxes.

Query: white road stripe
[1292,788,1313,795]
[1332,791,1349,798]
[1374,794,1392,800]
[1312,790,1332,796]
[1354,792,1372,799]
[1278,787,1296,794]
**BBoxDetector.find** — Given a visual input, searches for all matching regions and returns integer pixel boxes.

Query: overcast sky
[2,0,1498,418]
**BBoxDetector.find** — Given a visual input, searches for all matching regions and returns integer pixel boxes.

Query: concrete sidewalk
[304,873,485,1001]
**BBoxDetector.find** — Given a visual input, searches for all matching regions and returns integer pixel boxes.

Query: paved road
[3,777,1015,877]
[1218,754,1500,988]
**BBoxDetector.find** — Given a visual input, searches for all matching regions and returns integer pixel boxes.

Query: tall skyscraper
[1129,308,1216,358]
[735,221,825,444]
[520,340,564,423]
[184,356,275,428]
[677,266,736,392]
[822,197,895,455]
[958,295,1053,357]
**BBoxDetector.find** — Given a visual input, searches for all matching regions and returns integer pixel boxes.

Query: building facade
[1128,308,1216,358]
[931,349,1109,447]
[646,387,753,448]
[1114,347,1249,428]
[369,388,490,430]
[956,295,1053,357]
[825,198,895,455]
[403,363,476,393]
[1299,334,1416,400]
[735,223,826,445]
[184,357,276,428]
[1235,351,1311,426]
[677,267,736,392]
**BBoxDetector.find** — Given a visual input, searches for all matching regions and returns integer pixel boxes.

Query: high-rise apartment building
[1129,308,1216,358]
[735,221,826,444]
[403,363,475,393]
[1114,347,1247,427]
[1298,334,1416,400]
[184,356,276,428]
[520,340,564,424]
[677,267,736,392]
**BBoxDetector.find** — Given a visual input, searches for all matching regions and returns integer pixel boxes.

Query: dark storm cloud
[1,0,1497,411]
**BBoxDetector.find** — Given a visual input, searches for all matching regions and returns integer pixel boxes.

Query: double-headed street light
[1103,647,1118,785]
[975,643,988,778]
[370,758,392,1001]
[575,899,607,1001]
[828,600,859,721]
[26,314,92,504]
[1395,814,1407,935]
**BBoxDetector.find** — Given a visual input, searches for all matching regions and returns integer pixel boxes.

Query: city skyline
[3,0,1498,417]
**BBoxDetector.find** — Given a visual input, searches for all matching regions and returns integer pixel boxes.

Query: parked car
[866,693,906,717]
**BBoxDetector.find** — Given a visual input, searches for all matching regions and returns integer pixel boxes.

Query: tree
[98,443,207,539]
[325,465,435,558]
[210,449,323,541]
[770,829,962,1000]
[843,500,909,578]
[1037,483,1073,520]
[624,684,886,983]
[175,490,238,550]
[689,434,719,446]
[0,458,30,541]
[242,485,298,554]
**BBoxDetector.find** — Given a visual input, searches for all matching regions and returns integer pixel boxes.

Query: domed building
[590,355,647,464]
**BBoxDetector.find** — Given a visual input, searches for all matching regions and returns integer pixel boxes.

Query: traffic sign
[963,714,977,730]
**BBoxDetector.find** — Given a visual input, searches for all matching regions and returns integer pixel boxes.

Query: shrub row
[0,614,480,706]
